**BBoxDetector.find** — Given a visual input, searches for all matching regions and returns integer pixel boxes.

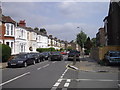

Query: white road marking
[43,64,49,68]
[57,79,62,82]
[51,87,57,90]
[77,79,119,82]
[52,61,57,64]
[60,69,68,79]
[63,79,71,88]
[0,72,30,86]
[51,68,68,90]
[66,79,71,83]
[64,83,70,87]
[53,82,60,87]
[37,63,50,70]
[118,84,120,87]
[61,78,119,82]
[37,67,42,70]
[60,76,63,78]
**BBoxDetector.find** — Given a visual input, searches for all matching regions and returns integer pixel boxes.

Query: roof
[2,15,16,25]
[26,27,48,37]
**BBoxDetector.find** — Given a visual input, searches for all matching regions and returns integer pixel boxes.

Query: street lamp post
[77,27,85,58]
[82,43,84,58]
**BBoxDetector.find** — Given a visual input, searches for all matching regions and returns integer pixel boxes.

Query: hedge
[36,47,56,53]
[0,44,11,62]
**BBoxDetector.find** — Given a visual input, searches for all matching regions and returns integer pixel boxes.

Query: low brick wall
[90,46,120,61]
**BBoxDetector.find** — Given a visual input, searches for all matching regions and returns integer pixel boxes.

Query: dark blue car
[8,53,36,67]
[104,51,120,65]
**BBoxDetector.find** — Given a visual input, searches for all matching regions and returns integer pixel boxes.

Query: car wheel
[43,58,45,61]
[33,60,36,65]
[38,59,40,63]
[104,60,110,66]
[24,62,27,67]
[48,57,51,61]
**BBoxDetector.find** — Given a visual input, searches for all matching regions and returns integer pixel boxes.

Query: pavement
[73,57,120,73]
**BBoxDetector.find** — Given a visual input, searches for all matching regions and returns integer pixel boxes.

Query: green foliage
[85,37,93,50]
[0,44,11,62]
[36,47,56,53]
[91,38,96,47]
[34,27,39,31]
[76,31,87,48]
[60,48,64,51]
[66,46,73,51]
[84,49,90,55]
[49,47,56,52]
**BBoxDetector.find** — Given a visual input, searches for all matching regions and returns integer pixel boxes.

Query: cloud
[2,2,54,27]
[2,2,109,42]
[58,2,109,19]
[42,22,98,41]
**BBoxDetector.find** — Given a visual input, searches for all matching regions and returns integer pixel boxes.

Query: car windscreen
[110,52,120,57]
[13,54,27,59]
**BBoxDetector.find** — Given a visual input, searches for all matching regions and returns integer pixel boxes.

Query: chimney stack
[18,20,26,27]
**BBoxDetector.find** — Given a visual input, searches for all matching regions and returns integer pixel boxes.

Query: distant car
[60,51,67,55]
[41,52,51,60]
[104,51,120,65]
[68,50,80,61]
[50,51,63,61]
[7,53,36,67]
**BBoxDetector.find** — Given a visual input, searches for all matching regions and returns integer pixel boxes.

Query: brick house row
[0,14,80,55]
[96,0,120,46]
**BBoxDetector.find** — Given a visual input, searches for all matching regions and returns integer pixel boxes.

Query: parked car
[7,53,36,67]
[68,50,80,61]
[30,53,43,63]
[50,51,63,61]
[41,52,51,60]
[60,51,67,55]
[104,51,120,65]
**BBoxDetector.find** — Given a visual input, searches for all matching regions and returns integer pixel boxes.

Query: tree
[34,27,39,31]
[76,31,87,48]
[91,38,96,47]
[84,37,93,55]
[67,46,73,51]
[40,28,47,34]
[85,37,93,50]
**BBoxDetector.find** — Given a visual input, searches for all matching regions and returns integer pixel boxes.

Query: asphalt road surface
[1,55,119,90]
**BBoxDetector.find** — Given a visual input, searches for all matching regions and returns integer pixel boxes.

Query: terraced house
[14,20,29,54]
[35,28,48,49]
[0,15,16,54]
[1,13,80,55]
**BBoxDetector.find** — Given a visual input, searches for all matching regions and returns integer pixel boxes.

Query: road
[1,55,120,90]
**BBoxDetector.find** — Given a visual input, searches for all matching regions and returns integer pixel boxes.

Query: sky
[2,1,110,42]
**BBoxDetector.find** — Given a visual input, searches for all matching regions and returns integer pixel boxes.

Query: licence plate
[11,63,16,65]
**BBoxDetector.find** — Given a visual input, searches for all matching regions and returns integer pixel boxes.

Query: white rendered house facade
[14,27,28,54]
[37,34,48,48]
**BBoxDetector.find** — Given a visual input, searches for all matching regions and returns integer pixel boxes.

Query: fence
[90,46,120,61]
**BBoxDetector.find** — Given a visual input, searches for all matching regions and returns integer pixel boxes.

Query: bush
[84,49,90,55]
[36,47,56,53]
[0,44,11,62]
[48,47,56,52]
